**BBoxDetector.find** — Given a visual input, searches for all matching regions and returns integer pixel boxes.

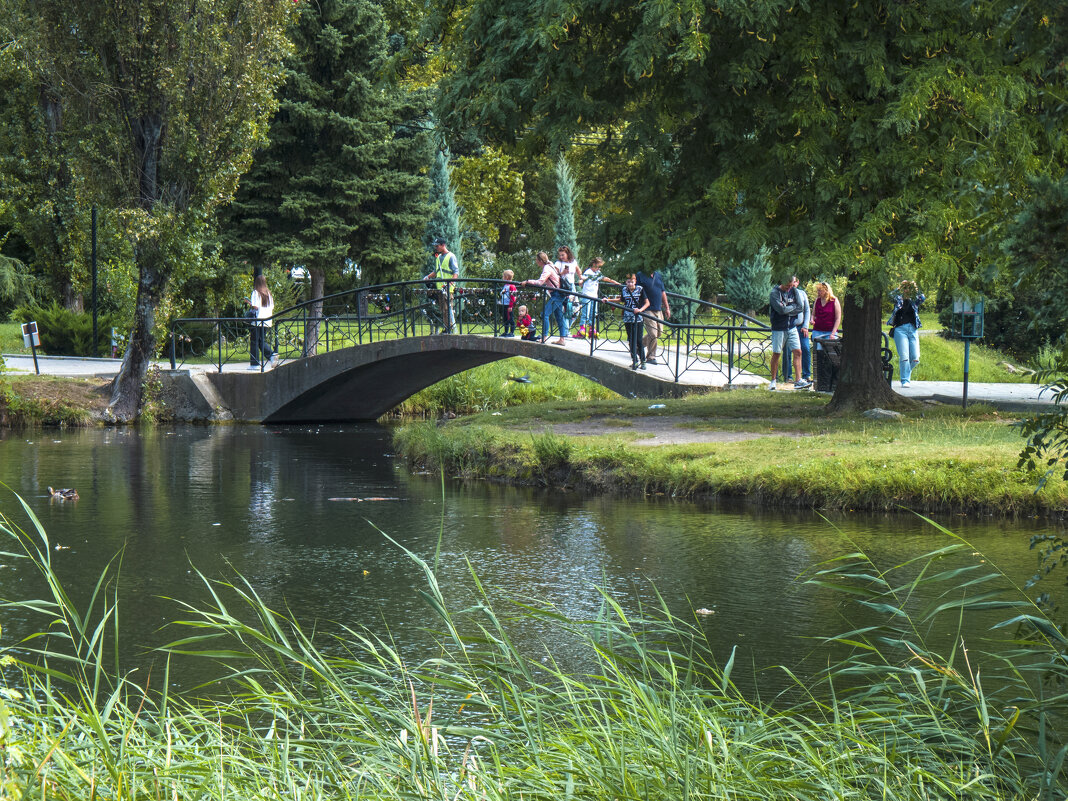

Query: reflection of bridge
[170,279,772,422]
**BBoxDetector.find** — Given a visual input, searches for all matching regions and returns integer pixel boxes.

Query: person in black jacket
[767,275,810,390]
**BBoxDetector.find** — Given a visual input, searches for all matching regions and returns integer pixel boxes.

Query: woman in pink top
[810,282,841,341]
[522,252,568,344]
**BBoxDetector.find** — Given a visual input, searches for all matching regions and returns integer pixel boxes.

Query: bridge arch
[204,335,701,423]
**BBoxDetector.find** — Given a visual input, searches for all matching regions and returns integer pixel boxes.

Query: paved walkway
[3,350,1061,411]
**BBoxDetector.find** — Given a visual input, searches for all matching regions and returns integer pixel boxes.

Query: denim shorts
[771,328,800,354]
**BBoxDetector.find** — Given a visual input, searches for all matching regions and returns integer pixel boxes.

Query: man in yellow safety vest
[424,238,460,333]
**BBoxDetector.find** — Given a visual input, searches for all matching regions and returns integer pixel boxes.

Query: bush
[724,246,772,317]
[12,302,123,356]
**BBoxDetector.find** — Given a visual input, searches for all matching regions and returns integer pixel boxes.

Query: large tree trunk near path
[827,287,916,413]
[107,241,167,421]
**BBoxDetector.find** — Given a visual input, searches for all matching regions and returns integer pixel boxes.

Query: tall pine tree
[554,156,578,261]
[424,146,463,275]
[220,0,431,353]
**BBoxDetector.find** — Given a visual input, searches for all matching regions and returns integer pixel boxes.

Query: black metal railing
[169,279,774,385]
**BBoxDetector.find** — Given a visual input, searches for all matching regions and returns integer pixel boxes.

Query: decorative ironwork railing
[169,279,774,386]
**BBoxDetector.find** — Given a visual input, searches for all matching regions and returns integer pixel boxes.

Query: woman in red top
[810,282,841,341]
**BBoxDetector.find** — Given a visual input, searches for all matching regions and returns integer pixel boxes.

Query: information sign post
[952,298,985,409]
[21,321,40,375]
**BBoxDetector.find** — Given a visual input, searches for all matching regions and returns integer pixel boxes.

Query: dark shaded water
[0,425,1064,692]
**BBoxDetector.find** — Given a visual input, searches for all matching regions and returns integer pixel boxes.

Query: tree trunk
[107,240,166,421]
[826,286,914,413]
[302,267,326,357]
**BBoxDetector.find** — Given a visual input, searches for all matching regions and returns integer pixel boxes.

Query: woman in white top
[247,274,277,369]
[577,256,619,337]
[553,246,580,333]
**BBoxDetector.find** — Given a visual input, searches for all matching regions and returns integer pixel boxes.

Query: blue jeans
[579,297,597,329]
[542,293,567,339]
[249,325,273,366]
[782,329,810,381]
[893,323,920,382]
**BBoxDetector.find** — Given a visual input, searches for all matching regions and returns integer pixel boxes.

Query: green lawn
[891,330,1033,383]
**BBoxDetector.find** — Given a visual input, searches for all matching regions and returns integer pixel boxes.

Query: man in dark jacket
[636,269,671,364]
[768,275,809,390]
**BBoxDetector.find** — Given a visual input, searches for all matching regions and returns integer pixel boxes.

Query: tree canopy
[438,0,1066,408]
[219,0,431,291]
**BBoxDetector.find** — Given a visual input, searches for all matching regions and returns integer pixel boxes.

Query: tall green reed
[1,498,1065,800]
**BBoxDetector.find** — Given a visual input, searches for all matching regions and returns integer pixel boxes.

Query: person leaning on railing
[522,251,568,345]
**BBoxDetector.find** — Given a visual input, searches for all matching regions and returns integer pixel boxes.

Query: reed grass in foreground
[1,499,1066,800]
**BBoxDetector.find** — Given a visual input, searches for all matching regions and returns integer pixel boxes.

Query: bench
[814,334,894,392]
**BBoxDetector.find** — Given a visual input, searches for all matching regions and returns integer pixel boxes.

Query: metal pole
[91,206,98,356]
[29,338,40,375]
[217,322,223,373]
[963,339,970,409]
[727,327,734,387]
[169,330,176,370]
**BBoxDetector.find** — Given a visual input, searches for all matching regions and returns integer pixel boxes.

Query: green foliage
[661,257,699,323]
[553,155,578,261]
[0,254,35,318]
[1018,343,1068,486]
[451,146,525,248]
[724,247,772,316]
[425,147,463,274]
[12,302,121,357]
[218,0,431,286]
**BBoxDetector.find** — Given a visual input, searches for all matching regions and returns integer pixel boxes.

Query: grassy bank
[388,356,618,418]
[0,375,108,426]
[394,390,1068,516]
[1,510,1065,800]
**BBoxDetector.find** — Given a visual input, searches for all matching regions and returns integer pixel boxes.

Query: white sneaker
[901,380,911,387]
[269,354,279,368]
[768,381,777,391]
[793,379,812,390]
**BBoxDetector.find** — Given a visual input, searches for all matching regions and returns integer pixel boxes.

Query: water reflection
[0,425,1064,693]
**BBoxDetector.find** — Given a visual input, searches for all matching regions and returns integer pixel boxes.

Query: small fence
[169,279,775,386]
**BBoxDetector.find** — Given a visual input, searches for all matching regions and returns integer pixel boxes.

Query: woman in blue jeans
[522,251,568,344]
[887,280,925,387]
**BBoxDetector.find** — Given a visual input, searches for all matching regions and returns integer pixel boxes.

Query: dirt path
[525,414,808,446]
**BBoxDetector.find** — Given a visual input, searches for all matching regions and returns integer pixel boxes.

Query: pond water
[0,425,1064,693]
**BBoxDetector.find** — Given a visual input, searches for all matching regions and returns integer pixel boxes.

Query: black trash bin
[814,338,842,392]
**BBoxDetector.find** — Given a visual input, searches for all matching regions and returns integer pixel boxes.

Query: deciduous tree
[7,0,293,419]
[438,0,1062,411]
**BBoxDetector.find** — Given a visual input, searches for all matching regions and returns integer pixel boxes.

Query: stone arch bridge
[169,279,770,422]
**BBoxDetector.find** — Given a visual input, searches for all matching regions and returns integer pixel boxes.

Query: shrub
[12,302,123,356]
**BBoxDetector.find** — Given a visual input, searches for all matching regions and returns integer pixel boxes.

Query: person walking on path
[247,275,277,370]
[888,279,925,387]
[636,269,671,364]
[522,251,568,345]
[768,275,809,390]
[424,238,460,333]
